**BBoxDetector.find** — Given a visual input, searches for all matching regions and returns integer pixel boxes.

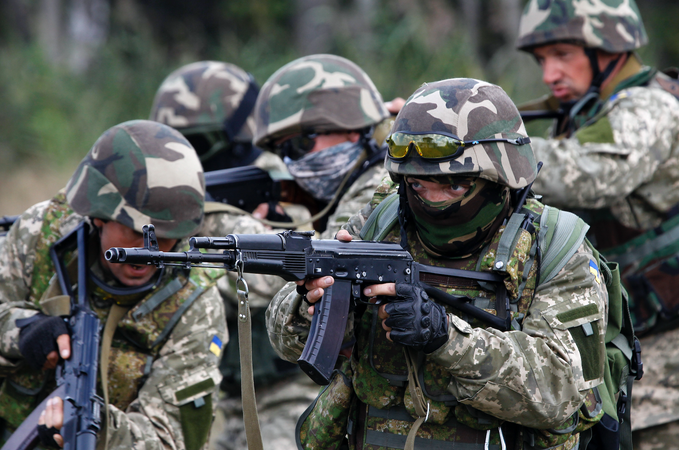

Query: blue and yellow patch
[589,260,601,284]
[209,335,222,357]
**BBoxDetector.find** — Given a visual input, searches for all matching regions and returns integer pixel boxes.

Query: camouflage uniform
[266,79,608,450]
[150,61,320,450]
[210,55,392,450]
[253,53,391,237]
[517,2,679,446]
[0,121,226,450]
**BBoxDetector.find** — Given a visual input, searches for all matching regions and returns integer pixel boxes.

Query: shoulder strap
[359,193,400,241]
[494,213,527,274]
[99,304,131,450]
[539,206,591,284]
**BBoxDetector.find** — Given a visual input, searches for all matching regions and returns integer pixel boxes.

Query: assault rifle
[3,222,103,450]
[204,165,282,213]
[106,225,510,385]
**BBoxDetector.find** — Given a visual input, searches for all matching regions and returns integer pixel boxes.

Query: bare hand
[39,396,64,447]
[335,230,352,242]
[384,97,406,115]
[296,276,334,315]
[44,334,71,370]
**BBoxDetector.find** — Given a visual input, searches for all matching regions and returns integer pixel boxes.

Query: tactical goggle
[273,132,320,161]
[387,131,530,160]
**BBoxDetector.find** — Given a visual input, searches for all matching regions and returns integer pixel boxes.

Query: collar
[517,94,561,112]
[599,54,644,100]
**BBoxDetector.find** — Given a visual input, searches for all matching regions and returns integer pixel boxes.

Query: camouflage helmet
[149,61,259,143]
[385,78,536,190]
[516,0,648,53]
[253,54,390,151]
[65,120,205,239]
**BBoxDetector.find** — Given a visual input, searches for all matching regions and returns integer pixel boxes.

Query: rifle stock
[106,225,510,385]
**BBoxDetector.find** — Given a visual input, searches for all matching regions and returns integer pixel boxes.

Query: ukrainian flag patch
[209,335,222,357]
[589,260,601,284]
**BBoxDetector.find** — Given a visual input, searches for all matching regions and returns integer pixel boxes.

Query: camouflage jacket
[266,182,608,448]
[0,194,226,450]
[530,57,679,232]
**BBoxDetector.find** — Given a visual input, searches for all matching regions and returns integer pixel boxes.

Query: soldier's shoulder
[335,164,388,210]
[369,175,398,209]
[14,194,82,240]
[608,83,679,115]
[346,164,388,195]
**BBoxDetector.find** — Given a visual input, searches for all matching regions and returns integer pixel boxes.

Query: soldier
[0,120,226,449]
[150,60,264,171]
[266,78,609,449]
[516,1,679,448]
[209,54,393,450]
[149,61,310,450]
[251,53,392,238]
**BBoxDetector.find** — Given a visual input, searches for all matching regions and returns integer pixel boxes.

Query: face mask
[405,177,510,258]
[285,141,365,202]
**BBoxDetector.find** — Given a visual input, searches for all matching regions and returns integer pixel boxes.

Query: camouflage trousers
[211,373,320,450]
[631,328,679,432]
[633,421,679,450]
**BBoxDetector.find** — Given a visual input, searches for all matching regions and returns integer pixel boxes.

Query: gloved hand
[384,283,449,353]
[265,201,293,223]
[18,314,69,370]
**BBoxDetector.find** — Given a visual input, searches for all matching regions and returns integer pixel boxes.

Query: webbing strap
[237,283,263,450]
[149,284,203,348]
[98,304,130,450]
[404,348,428,450]
[611,334,633,361]
[540,208,590,283]
[41,295,71,317]
[360,193,400,241]
[608,222,679,270]
[494,213,526,273]
[222,76,258,142]
[132,277,184,321]
[619,375,635,450]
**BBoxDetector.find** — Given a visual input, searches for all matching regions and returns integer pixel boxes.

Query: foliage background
[0,0,677,213]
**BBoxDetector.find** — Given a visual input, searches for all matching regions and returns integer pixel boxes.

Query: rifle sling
[237,283,264,449]
[416,264,505,283]
[98,303,131,450]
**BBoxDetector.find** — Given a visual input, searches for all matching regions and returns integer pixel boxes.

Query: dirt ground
[0,160,80,217]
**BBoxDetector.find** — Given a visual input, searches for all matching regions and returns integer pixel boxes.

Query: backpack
[359,192,643,450]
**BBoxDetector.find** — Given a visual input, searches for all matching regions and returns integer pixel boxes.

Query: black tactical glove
[384,283,449,353]
[265,201,293,223]
[17,314,69,370]
[37,424,61,449]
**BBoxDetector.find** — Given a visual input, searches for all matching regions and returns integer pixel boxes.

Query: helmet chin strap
[562,48,625,133]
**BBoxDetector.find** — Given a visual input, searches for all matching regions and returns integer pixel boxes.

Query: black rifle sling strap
[236,259,264,450]
[98,304,130,450]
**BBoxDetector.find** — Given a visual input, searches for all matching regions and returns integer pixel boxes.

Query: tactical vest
[0,194,222,428]
[296,187,621,450]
